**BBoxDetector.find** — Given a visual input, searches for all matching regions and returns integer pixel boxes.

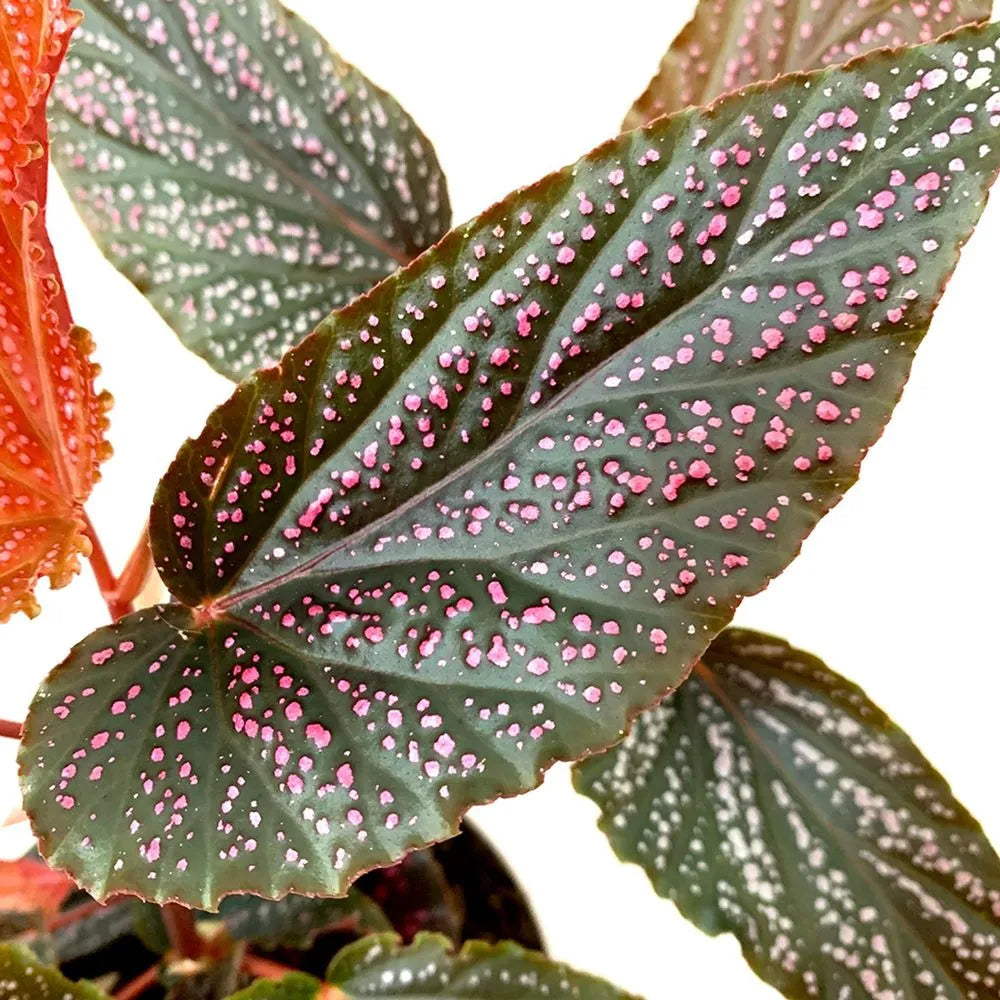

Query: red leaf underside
[626,0,992,128]
[0,0,110,620]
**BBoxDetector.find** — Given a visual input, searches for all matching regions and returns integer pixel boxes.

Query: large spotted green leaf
[51,0,450,380]
[231,933,636,1000]
[574,629,1000,1000]
[0,943,107,1000]
[626,0,992,129]
[20,24,1000,907]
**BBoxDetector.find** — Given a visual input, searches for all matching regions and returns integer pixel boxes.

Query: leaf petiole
[113,961,162,1000]
[82,512,153,622]
[0,720,22,741]
[162,902,204,960]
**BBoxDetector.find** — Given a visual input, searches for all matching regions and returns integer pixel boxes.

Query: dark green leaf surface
[0,944,107,1000]
[21,24,1000,907]
[52,0,451,380]
[574,629,1000,1000]
[232,933,635,1000]
[626,0,991,128]
[51,902,145,963]
[219,889,390,950]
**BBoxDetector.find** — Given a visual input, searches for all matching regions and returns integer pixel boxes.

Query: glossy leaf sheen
[574,629,1000,1000]
[0,0,110,621]
[51,0,451,380]
[21,24,1000,907]
[0,944,106,1000]
[626,0,992,128]
[232,933,635,1000]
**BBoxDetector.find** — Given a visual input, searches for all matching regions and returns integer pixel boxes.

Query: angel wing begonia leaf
[231,933,636,1000]
[573,629,1000,1000]
[0,0,111,621]
[19,24,1000,907]
[50,0,451,381]
[626,0,992,129]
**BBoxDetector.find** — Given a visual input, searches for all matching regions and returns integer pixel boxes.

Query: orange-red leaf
[0,856,74,917]
[0,0,110,621]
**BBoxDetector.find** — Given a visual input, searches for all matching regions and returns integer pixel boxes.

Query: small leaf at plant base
[574,628,1000,1000]
[51,0,451,381]
[219,888,390,951]
[626,0,992,129]
[358,850,461,944]
[0,943,108,1000]
[21,24,1000,908]
[0,0,111,622]
[232,933,636,1000]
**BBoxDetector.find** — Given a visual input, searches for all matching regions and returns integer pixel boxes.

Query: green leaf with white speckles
[625,0,992,129]
[51,0,450,380]
[231,933,637,1000]
[20,23,1000,907]
[0,943,108,1000]
[574,628,1000,1000]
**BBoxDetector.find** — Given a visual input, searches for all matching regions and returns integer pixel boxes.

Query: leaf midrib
[699,660,977,997]
[215,104,935,616]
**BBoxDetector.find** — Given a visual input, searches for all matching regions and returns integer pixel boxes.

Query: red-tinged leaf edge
[19,21,1000,907]
[625,0,993,129]
[0,0,112,620]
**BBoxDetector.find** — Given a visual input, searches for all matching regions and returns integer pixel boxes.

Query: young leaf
[0,0,111,621]
[358,850,461,945]
[0,943,107,1000]
[51,0,451,381]
[626,0,992,129]
[232,932,636,1000]
[218,888,390,950]
[20,23,1000,907]
[574,629,1000,1000]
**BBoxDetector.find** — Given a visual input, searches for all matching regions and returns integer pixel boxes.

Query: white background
[2,3,999,997]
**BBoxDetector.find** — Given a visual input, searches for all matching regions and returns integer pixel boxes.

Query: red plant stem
[243,954,345,998]
[163,903,203,959]
[116,522,153,605]
[82,511,152,621]
[0,719,22,740]
[114,961,161,1000]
